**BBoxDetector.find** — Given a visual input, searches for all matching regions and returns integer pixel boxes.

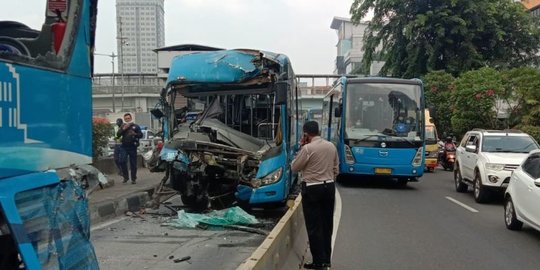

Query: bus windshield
[345,82,423,142]
[425,126,437,143]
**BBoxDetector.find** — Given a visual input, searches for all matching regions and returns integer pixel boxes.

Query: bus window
[0,1,80,70]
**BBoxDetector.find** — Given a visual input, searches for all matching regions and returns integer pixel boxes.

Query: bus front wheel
[396,178,408,187]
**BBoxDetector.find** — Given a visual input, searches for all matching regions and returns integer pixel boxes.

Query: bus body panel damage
[150,49,298,210]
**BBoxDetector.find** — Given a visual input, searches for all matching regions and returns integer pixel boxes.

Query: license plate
[425,160,437,165]
[375,168,392,174]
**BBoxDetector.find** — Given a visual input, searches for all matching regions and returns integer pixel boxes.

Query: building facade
[521,0,540,15]
[330,16,384,75]
[91,45,224,129]
[116,0,165,74]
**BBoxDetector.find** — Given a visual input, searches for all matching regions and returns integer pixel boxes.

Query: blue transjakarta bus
[150,49,301,209]
[322,77,426,186]
[0,1,99,269]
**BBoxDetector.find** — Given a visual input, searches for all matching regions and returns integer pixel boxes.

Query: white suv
[453,129,539,203]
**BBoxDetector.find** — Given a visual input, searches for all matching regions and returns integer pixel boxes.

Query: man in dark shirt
[116,113,143,184]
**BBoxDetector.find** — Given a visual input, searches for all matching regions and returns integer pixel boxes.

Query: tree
[450,67,504,136]
[423,70,455,137]
[350,0,540,78]
[501,67,540,142]
[92,117,112,162]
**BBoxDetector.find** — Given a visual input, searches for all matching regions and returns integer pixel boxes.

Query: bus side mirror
[334,105,342,118]
[275,81,288,105]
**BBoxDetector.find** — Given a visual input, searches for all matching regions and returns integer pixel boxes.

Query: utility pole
[118,16,128,113]
[94,52,117,112]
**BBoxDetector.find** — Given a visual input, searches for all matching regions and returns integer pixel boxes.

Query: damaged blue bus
[150,49,300,209]
[0,0,99,269]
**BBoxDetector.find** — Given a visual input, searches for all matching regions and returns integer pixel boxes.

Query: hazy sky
[1,0,354,74]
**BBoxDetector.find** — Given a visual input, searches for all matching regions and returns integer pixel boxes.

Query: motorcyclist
[439,135,455,161]
[444,136,456,152]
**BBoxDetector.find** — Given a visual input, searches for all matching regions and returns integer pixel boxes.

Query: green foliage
[500,67,540,128]
[350,0,540,78]
[423,71,455,136]
[92,118,112,161]
[424,67,540,141]
[521,125,540,144]
[519,106,540,143]
[451,67,503,135]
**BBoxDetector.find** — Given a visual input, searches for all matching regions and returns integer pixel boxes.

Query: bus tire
[396,178,408,187]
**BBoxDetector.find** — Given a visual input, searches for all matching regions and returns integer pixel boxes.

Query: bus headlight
[412,147,424,167]
[160,147,178,161]
[260,167,283,186]
[344,145,356,164]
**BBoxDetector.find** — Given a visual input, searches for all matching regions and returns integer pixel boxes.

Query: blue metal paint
[0,1,100,269]
[165,49,295,206]
[167,50,261,84]
[0,1,93,179]
[334,77,426,179]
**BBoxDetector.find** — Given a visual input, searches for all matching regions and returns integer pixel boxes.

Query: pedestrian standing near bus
[113,118,124,176]
[292,121,338,270]
[116,113,143,184]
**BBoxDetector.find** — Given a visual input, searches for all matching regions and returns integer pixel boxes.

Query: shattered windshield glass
[345,82,423,142]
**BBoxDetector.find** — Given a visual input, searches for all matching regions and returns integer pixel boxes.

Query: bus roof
[346,77,423,85]
[166,49,292,95]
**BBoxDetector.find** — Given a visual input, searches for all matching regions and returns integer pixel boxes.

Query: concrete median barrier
[237,195,308,270]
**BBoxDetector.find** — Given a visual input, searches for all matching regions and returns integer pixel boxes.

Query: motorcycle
[440,143,456,171]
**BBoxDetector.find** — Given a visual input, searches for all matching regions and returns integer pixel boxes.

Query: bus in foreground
[0,1,99,269]
[322,77,425,186]
[150,49,300,209]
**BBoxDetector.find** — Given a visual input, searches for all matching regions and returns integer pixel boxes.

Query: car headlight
[485,163,505,171]
[260,167,283,186]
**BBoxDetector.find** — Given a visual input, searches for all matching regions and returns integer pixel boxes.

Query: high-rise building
[116,0,165,74]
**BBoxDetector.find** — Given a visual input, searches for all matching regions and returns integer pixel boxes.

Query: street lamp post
[94,52,117,112]
[119,37,126,112]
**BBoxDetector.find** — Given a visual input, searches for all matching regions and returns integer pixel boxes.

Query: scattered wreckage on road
[147,49,302,210]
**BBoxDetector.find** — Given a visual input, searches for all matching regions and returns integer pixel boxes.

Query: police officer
[116,113,143,184]
[292,121,338,270]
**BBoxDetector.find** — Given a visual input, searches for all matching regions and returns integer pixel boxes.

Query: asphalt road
[90,196,283,270]
[332,168,540,270]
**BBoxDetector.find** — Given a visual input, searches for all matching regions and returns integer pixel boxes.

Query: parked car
[138,129,162,153]
[504,149,540,231]
[454,129,539,203]
[103,128,161,157]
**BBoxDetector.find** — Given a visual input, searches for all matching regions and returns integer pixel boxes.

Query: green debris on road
[163,206,259,228]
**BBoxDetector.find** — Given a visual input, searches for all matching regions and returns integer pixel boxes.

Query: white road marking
[445,196,479,213]
[91,216,129,232]
[331,188,342,259]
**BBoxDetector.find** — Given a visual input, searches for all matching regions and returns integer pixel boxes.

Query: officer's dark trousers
[119,146,138,181]
[301,182,335,265]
